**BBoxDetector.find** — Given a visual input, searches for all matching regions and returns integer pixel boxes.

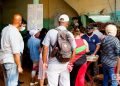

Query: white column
[33,0,39,4]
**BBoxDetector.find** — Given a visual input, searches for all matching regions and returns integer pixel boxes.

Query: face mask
[20,26,25,31]
[74,23,79,26]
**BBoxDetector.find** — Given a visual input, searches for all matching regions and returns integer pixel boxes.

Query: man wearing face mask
[18,20,26,86]
[82,25,100,55]
[82,25,100,77]
[20,19,27,37]
[20,24,26,31]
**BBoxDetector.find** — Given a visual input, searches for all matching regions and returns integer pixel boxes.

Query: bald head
[12,14,22,29]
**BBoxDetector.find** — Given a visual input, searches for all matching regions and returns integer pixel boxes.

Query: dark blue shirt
[82,34,100,54]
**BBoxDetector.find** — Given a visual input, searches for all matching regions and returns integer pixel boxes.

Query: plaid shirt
[101,35,120,67]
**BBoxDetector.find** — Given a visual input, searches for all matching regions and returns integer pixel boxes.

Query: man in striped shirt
[101,24,120,86]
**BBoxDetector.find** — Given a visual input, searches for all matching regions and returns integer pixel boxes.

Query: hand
[91,54,95,56]
[116,74,120,84]
[117,79,120,85]
[18,66,23,73]
[43,63,48,71]
[67,63,73,72]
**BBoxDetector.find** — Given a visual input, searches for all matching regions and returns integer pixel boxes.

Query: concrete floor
[19,68,32,86]
[19,71,102,86]
[0,65,102,86]
[0,66,47,86]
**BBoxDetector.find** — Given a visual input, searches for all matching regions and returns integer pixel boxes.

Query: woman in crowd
[27,29,40,86]
[38,28,48,86]
[70,28,89,86]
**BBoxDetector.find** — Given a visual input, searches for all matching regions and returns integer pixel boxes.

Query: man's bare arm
[69,49,76,64]
[42,45,49,64]
[93,44,100,55]
[13,53,23,73]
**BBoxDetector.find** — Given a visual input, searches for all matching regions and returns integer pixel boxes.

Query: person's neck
[12,24,20,31]
[60,25,66,27]
[87,33,93,37]
[94,29,98,31]
[59,23,67,28]
[75,35,81,39]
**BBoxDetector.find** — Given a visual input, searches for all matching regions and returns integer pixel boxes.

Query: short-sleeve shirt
[0,24,24,64]
[42,26,76,64]
[27,36,40,62]
[82,34,100,54]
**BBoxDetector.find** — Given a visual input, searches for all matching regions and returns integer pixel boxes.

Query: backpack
[51,28,72,63]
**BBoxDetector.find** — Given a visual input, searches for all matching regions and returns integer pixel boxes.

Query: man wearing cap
[42,14,76,86]
[82,25,100,55]
[27,29,40,86]
[82,25,100,76]
[101,24,120,86]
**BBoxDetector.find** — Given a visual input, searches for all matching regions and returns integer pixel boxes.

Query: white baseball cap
[29,29,39,36]
[59,14,69,22]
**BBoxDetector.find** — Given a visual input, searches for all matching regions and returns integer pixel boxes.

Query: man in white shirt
[93,27,104,40]
[42,14,76,86]
[0,14,24,86]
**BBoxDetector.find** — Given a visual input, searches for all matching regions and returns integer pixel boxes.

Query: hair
[79,26,85,33]
[39,28,48,47]
[22,18,27,24]
[72,17,78,20]
[72,28,80,37]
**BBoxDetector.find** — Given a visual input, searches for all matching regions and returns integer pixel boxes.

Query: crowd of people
[0,13,120,86]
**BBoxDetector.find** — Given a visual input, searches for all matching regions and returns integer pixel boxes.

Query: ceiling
[64,0,115,15]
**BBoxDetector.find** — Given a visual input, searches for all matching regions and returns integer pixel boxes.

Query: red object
[71,38,86,63]
[86,62,94,86]
[75,62,87,86]
[70,38,87,86]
